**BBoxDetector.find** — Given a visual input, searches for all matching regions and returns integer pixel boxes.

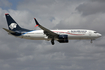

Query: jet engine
[58,35,69,43]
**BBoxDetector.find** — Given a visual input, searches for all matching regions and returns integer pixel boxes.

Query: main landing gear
[51,39,54,45]
[90,39,95,43]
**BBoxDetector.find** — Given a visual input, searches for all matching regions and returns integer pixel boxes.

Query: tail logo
[9,23,17,29]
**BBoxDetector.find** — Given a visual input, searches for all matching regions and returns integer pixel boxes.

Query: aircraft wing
[34,18,59,38]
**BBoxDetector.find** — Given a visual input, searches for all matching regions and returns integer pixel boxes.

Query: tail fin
[5,13,21,31]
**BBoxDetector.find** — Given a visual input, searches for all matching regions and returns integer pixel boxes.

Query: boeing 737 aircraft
[3,13,102,45]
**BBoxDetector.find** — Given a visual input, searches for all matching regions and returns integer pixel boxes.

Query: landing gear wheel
[51,39,54,45]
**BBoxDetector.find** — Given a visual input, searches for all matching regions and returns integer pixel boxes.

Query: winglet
[34,18,40,27]
[35,25,38,27]
[5,13,9,15]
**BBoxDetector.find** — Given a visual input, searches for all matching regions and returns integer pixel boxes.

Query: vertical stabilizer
[5,13,21,31]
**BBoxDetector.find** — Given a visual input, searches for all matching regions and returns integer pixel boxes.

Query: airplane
[3,13,102,45]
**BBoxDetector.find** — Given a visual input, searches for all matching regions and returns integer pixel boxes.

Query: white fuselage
[4,13,102,45]
[18,29,101,40]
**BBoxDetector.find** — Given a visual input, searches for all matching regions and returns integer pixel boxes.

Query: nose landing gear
[51,38,54,45]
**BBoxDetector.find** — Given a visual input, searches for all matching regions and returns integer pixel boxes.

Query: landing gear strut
[91,39,93,43]
[51,39,54,45]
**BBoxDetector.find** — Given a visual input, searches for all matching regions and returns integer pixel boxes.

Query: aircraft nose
[98,33,102,37]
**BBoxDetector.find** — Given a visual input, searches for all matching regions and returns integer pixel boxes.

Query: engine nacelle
[58,35,69,43]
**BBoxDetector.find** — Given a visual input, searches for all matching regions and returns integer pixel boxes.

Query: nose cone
[98,33,102,37]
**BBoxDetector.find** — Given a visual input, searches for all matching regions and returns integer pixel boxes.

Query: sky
[0,0,105,70]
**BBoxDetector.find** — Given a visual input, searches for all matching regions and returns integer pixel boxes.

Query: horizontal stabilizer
[3,28,15,33]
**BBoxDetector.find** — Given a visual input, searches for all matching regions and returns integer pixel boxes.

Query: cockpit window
[94,32,97,33]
